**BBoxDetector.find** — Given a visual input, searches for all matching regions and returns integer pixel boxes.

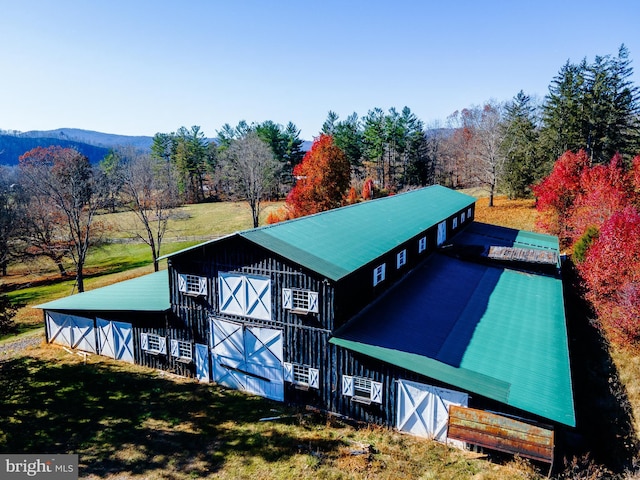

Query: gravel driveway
[0,329,44,360]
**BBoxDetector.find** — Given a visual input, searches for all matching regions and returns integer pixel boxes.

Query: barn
[38,185,575,460]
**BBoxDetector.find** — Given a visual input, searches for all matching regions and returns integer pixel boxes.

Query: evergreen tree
[541,46,640,166]
[500,91,542,198]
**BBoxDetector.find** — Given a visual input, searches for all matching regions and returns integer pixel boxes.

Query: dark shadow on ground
[556,260,639,476]
[0,354,343,478]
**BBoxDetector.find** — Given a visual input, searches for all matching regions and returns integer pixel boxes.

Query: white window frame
[283,362,319,389]
[373,263,386,286]
[342,375,382,404]
[396,249,407,269]
[141,332,167,355]
[170,339,193,362]
[418,236,427,254]
[282,288,319,313]
[178,273,207,297]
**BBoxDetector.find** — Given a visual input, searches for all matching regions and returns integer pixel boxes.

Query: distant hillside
[19,128,154,150]
[0,134,111,166]
[0,127,312,166]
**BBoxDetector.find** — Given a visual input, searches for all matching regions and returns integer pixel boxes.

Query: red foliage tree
[532,150,589,245]
[567,153,632,245]
[630,155,640,204]
[286,135,351,218]
[362,178,374,200]
[578,207,640,344]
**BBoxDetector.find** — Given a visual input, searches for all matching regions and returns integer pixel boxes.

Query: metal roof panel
[35,270,170,312]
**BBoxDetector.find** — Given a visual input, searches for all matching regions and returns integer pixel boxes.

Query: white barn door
[97,319,134,363]
[211,318,246,391]
[396,379,468,445]
[195,343,210,383]
[46,312,97,353]
[437,220,447,246]
[210,318,283,401]
[244,326,283,401]
[97,319,115,358]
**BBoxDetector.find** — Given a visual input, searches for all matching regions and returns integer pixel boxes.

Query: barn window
[373,264,386,286]
[396,249,407,268]
[170,339,193,362]
[342,375,382,404]
[282,288,319,313]
[141,333,167,355]
[418,236,427,254]
[452,217,458,229]
[461,211,466,223]
[467,207,472,218]
[218,272,271,320]
[178,274,207,296]
[283,362,319,389]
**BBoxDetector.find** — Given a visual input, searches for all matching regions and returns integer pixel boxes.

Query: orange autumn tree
[285,134,351,218]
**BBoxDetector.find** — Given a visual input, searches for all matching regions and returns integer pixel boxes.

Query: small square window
[141,333,167,355]
[284,362,319,389]
[178,274,207,296]
[283,288,319,313]
[397,249,407,268]
[170,339,193,361]
[373,264,386,286]
[418,236,427,253]
[342,375,382,404]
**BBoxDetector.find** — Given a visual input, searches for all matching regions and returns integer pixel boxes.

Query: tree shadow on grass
[0,354,343,478]
[557,262,639,475]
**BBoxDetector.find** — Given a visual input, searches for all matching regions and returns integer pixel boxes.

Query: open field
[1,194,640,478]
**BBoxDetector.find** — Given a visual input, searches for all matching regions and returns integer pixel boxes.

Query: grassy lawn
[0,342,540,480]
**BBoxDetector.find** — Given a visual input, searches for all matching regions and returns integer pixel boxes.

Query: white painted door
[46,312,96,353]
[47,312,72,347]
[244,326,283,401]
[211,318,246,391]
[396,379,468,445]
[195,343,210,383]
[97,319,134,363]
[437,220,447,246]
[210,318,284,401]
[97,319,115,358]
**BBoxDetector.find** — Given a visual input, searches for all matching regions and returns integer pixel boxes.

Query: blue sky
[1,1,639,140]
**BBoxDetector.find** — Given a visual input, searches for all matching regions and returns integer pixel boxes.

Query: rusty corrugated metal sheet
[487,246,558,265]
[447,406,554,465]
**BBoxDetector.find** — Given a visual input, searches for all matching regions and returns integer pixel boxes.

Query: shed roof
[35,270,170,312]
[330,222,575,426]
[168,185,476,281]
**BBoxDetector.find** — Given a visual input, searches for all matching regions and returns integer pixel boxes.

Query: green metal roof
[331,223,575,426]
[229,185,473,281]
[35,270,170,312]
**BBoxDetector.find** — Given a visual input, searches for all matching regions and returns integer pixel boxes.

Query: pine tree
[500,91,542,198]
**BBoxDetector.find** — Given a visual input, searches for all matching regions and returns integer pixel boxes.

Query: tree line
[0,45,638,317]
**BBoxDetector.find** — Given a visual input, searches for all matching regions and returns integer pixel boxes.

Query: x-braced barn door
[209,318,284,401]
[46,312,97,353]
[396,379,468,446]
[97,319,134,363]
[195,343,210,383]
